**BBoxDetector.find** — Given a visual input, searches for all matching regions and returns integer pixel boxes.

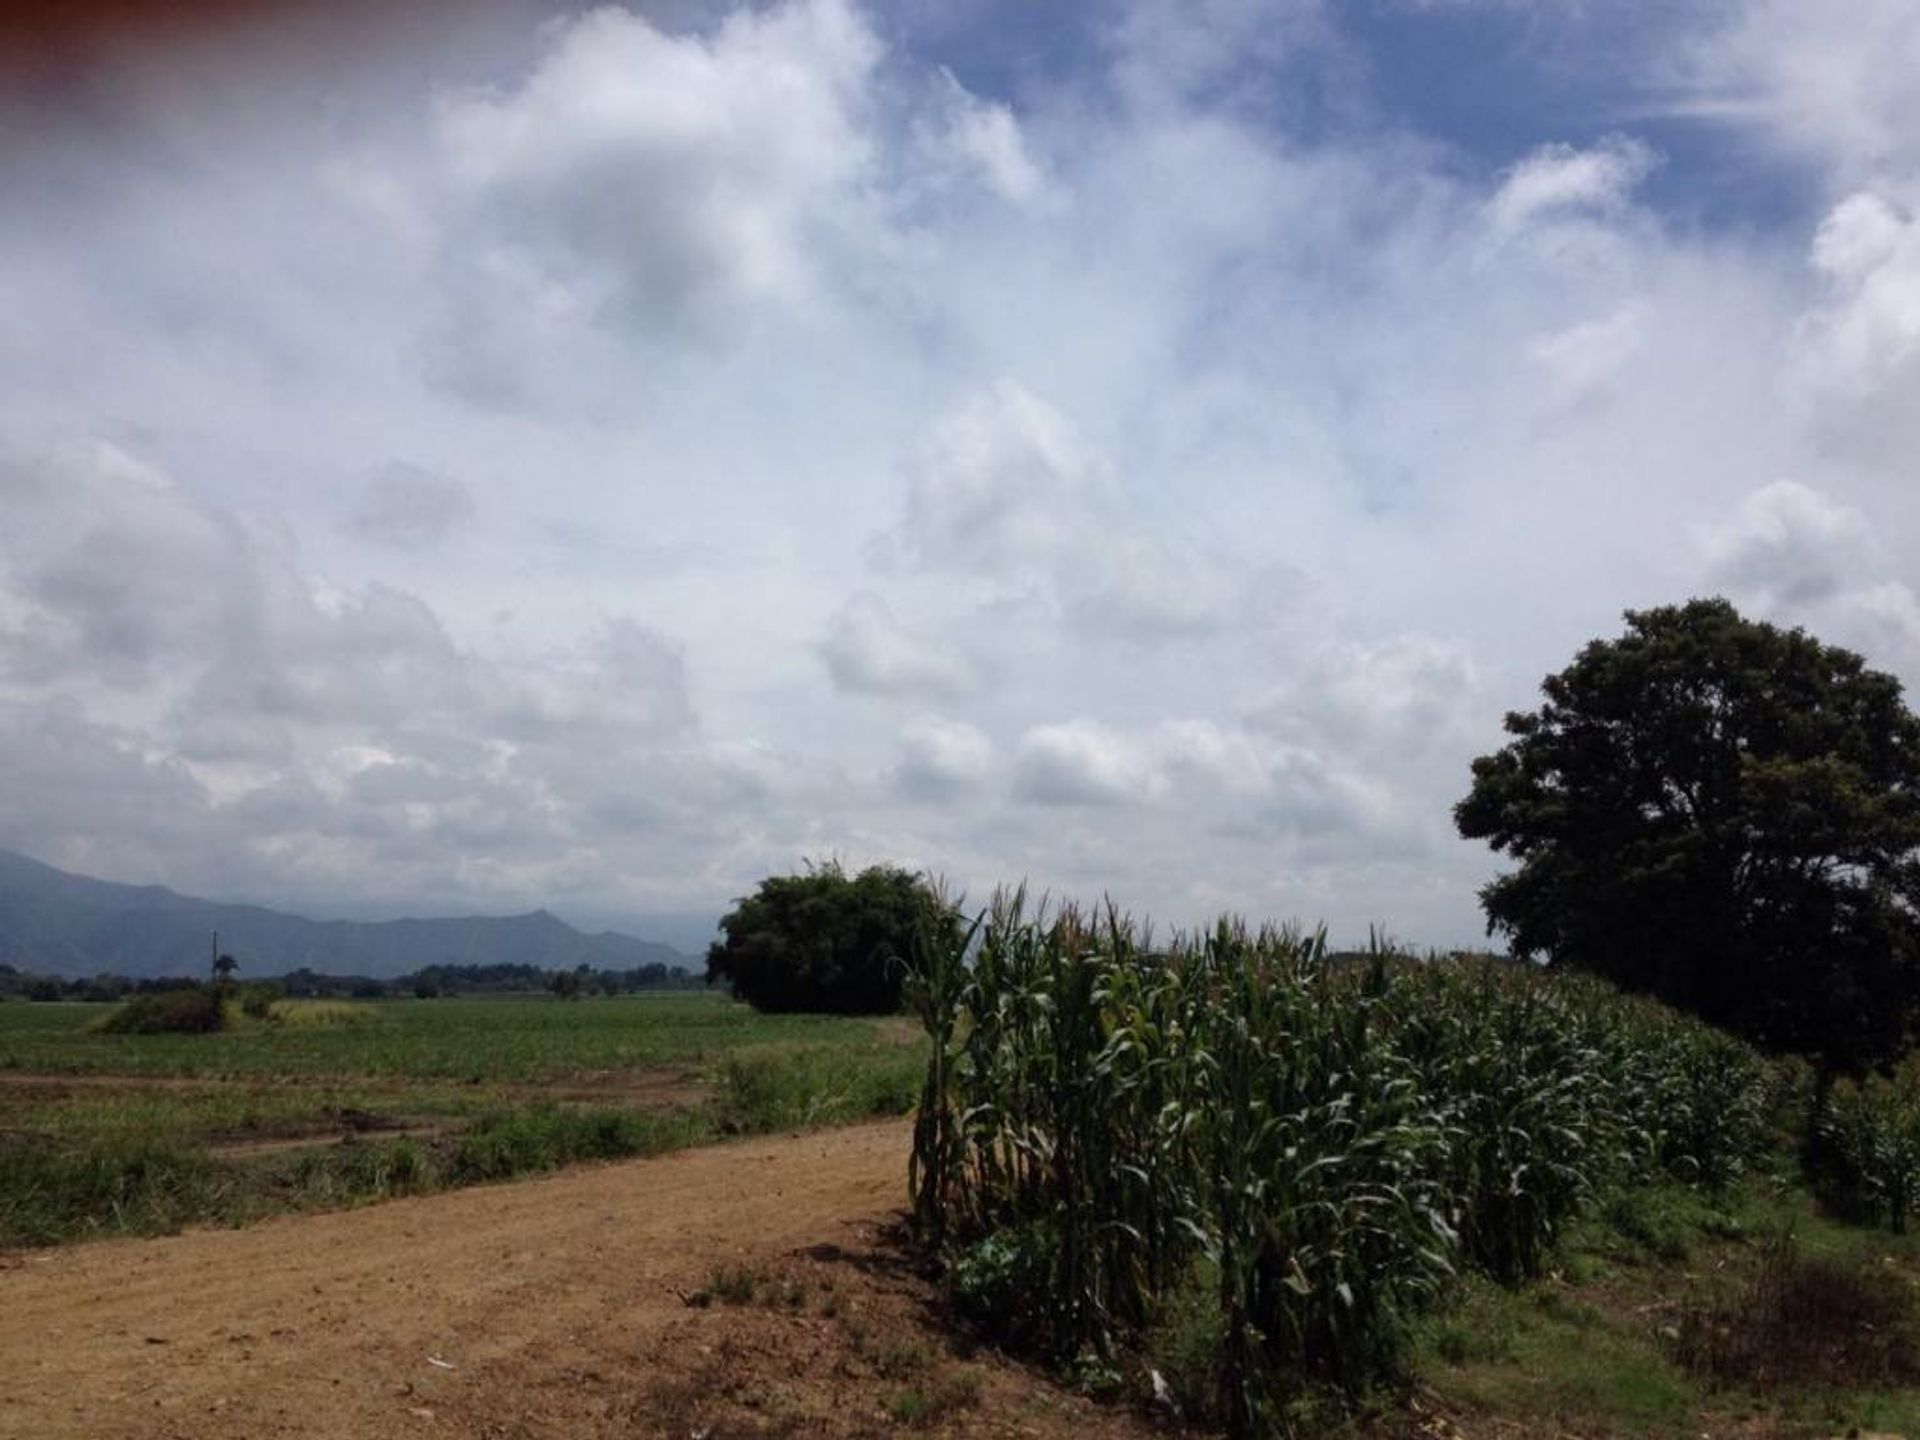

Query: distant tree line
[0,960,705,1002]
[0,967,209,1003]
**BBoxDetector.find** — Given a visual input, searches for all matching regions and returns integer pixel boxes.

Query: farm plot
[0,994,923,1247]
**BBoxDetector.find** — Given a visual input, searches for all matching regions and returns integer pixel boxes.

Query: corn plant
[907,894,1775,1437]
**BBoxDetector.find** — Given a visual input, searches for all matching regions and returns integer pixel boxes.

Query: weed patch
[885,1369,981,1427]
[448,1105,709,1182]
[1676,1235,1920,1388]
[718,1045,920,1133]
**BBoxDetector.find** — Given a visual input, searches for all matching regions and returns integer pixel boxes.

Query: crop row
[905,891,1773,1436]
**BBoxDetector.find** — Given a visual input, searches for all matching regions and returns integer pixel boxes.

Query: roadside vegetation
[0,993,922,1247]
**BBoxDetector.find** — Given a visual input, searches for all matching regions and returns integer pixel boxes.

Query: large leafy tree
[1456,598,1920,1072]
[706,861,953,1014]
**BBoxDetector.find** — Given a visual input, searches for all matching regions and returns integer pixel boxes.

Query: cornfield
[906,890,1772,1436]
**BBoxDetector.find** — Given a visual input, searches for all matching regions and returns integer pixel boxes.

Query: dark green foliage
[1456,598,1920,1071]
[96,986,226,1034]
[706,861,956,1014]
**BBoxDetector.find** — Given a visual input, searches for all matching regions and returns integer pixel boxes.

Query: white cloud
[926,70,1052,208]
[893,716,994,797]
[888,380,1104,581]
[6,0,1920,948]
[819,592,977,699]
[1530,304,1646,408]
[1015,720,1161,807]
[1702,480,1920,671]
[435,0,882,330]
[1671,0,1920,185]
[1795,191,1920,456]
[1486,137,1657,236]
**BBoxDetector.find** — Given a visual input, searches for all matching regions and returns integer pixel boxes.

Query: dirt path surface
[0,1120,960,1440]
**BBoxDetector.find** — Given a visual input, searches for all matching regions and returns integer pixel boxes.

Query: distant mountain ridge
[0,849,694,980]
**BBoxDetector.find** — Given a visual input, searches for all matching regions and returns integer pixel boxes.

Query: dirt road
[0,1121,915,1440]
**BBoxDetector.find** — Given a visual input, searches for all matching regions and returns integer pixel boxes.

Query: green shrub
[947,1223,1059,1350]
[95,987,225,1035]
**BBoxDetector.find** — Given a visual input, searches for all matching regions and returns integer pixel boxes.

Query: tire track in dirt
[0,1119,911,1440]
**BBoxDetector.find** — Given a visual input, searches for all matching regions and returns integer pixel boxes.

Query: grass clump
[885,1370,981,1427]
[0,1133,222,1245]
[705,1261,763,1305]
[718,1044,921,1133]
[289,1137,432,1206]
[448,1105,709,1182]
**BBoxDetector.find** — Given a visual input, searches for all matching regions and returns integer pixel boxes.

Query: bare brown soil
[0,1119,1158,1440]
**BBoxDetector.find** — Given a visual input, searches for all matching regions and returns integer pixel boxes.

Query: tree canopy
[705,862,952,1014]
[1455,597,1920,1071]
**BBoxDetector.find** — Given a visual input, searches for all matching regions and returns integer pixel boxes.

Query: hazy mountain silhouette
[0,849,692,979]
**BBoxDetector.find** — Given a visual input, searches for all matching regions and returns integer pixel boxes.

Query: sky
[2,0,1918,952]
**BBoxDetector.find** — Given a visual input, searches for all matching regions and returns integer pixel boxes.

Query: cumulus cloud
[1015,720,1159,807]
[1012,715,1404,842]
[1702,480,1875,609]
[1702,480,1920,672]
[435,0,881,331]
[1793,191,1920,456]
[0,437,720,914]
[880,381,1283,639]
[893,716,994,798]
[819,593,978,700]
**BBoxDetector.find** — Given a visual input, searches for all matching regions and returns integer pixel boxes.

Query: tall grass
[907,894,1773,1435]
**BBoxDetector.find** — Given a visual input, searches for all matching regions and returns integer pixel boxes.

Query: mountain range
[0,849,694,980]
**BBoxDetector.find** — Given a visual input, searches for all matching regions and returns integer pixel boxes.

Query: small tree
[1456,597,1920,1075]
[707,861,955,1013]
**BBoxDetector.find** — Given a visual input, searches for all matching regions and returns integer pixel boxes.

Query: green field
[0,994,924,1248]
